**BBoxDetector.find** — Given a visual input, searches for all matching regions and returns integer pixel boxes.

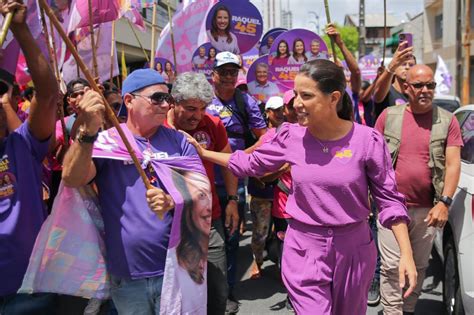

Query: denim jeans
[110,275,164,315]
[216,184,246,292]
[0,293,56,315]
[369,202,381,281]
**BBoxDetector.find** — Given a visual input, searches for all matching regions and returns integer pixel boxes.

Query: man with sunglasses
[375,65,462,315]
[206,52,267,313]
[62,69,200,314]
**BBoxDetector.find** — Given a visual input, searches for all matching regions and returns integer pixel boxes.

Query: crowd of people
[0,1,464,315]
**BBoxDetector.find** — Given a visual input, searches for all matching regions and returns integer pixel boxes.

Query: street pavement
[232,220,445,315]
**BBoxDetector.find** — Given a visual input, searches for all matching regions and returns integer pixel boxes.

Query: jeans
[110,275,164,315]
[369,204,381,281]
[207,220,228,315]
[216,184,246,292]
[0,293,57,315]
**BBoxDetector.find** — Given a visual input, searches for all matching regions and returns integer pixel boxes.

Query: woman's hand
[399,253,417,298]
[180,130,204,156]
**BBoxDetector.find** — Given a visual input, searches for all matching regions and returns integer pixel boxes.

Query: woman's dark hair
[66,78,90,97]
[361,80,370,91]
[211,5,232,44]
[172,169,207,284]
[276,40,289,58]
[292,38,308,62]
[299,59,353,121]
[208,47,217,59]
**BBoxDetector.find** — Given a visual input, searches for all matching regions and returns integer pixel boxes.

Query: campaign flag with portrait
[20,124,212,314]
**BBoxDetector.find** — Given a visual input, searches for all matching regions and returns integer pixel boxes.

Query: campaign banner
[241,45,259,72]
[259,28,286,56]
[62,22,119,85]
[191,43,219,82]
[359,54,381,82]
[156,0,218,74]
[205,0,263,55]
[146,57,177,84]
[269,29,328,90]
[246,55,285,103]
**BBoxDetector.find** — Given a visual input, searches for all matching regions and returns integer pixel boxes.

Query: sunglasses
[132,92,174,106]
[408,81,437,90]
[215,68,239,77]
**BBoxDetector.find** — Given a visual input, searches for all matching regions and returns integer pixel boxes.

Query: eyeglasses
[215,68,239,77]
[408,81,437,90]
[132,92,174,106]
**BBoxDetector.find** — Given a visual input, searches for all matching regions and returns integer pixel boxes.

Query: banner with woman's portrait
[269,29,328,90]
[205,0,263,55]
[259,27,287,56]
[146,57,177,84]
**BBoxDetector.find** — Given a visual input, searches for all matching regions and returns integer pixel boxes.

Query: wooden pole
[39,0,153,192]
[87,0,98,77]
[0,12,13,48]
[150,1,157,69]
[167,0,178,73]
[463,0,471,105]
[110,20,116,83]
[323,0,337,63]
[127,19,150,62]
[40,8,68,145]
[381,0,387,67]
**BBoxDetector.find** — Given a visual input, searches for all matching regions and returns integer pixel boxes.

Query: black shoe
[225,299,239,314]
[367,278,381,306]
[286,296,295,313]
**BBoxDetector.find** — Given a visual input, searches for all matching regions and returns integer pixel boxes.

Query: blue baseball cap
[121,68,166,97]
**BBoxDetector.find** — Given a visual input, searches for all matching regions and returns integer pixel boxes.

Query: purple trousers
[282,220,377,315]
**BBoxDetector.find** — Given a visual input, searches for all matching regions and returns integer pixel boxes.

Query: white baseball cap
[265,96,284,110]
[214,51,241,68]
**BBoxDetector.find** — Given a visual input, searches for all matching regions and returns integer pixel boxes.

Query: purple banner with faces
[148,57,176,84]
[359,54,381,82]
[259,28,287,56]
[205,0,263,55]
[191,43,220,82]
[246,55,287,103]
[269,29,328,90]
[242,46,259,72]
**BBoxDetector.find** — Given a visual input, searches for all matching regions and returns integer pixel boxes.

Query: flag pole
[150,1,157,69]
[0,12,13,48]
[87,0,98,77]
[166,0,177,74]
[381,0,387,67]
[323,0,337,64]
[127,19,150,62]
[110,20,116,83]
[39,0,154,192]
[40,8,68,145]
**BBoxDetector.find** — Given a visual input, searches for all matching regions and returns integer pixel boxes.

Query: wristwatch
[439,195,453,207]
[77,129,99,144]
[227,195,239,202]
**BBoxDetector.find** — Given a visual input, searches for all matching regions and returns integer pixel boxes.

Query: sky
[251,0,424,31]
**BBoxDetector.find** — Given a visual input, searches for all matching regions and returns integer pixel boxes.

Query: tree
[322,23,359,61]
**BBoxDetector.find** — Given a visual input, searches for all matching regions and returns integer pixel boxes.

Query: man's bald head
[406,65,434,82]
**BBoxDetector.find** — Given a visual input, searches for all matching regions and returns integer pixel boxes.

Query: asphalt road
[232,220,445,315]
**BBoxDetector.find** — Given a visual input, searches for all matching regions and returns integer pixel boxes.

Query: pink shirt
[229,123,409,228]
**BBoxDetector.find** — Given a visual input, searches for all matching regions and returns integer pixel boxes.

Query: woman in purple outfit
[183,59,417,315]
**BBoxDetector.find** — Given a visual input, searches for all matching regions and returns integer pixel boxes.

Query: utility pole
[359,0,366,57]
[463,0,471,105]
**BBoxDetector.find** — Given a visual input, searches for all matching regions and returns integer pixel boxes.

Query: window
[144,5,170,29]
[435,14,443,39]
[460,112,474,163]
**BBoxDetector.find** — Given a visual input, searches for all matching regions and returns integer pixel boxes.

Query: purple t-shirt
[228,123,409,228]
[0,122,49,296]
[206,92,266,186]
[94,126,198,279]
[206,93,266,152]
